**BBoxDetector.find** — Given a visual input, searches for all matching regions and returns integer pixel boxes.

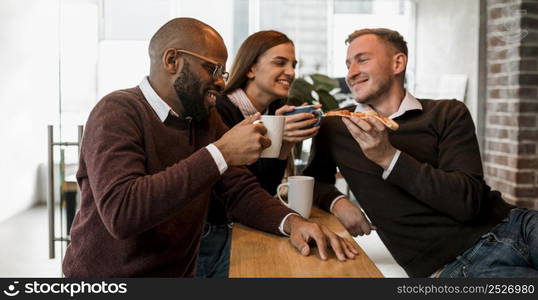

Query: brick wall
[485,0,538,208]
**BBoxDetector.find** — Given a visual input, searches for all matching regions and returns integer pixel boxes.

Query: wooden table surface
[229,206,384,278]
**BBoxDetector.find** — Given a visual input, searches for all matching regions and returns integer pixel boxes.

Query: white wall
[97,0,235,98]
[0,0,60,222]
[414,0,480,122]
[176,0,235,64]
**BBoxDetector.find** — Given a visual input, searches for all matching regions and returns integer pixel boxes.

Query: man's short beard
[173,61,210,123]
[356,76,392,104]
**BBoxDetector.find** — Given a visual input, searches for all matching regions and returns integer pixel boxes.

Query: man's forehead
[346,34,389,58]
[348,34,378,50]
[201,35,228,64]
[204,47,228,65]
[166,28,227,63]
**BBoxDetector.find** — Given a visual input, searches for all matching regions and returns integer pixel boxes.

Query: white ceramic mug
[254,115,286,158]
[276,176,314,218]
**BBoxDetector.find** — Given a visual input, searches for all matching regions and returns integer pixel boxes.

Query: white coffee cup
[255,115,286,158]
[276,176,314,218]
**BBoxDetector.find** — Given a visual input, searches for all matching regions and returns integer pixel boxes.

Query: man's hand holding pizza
[341,114,398,170]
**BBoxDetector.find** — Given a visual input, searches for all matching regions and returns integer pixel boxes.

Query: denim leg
[437,255,468,278]
[210,225,231,278]
[195,223,231,278]
[440,208,538,278]
[517,208,538,268]
[439,237,490,278]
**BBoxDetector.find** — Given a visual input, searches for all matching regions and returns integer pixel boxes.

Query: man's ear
[393,53,407,77]
[162,48,183,74]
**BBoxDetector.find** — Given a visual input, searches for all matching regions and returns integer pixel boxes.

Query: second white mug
[277,176,314,219]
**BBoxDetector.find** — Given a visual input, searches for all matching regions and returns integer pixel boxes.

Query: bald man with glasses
[62,18,358,277]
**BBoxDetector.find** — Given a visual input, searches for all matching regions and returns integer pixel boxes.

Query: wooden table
[229,207,383,278]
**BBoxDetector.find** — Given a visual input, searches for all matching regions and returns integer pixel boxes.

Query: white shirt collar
[139,76,179,123]
[227,88,264,117]
[354,91,422,119]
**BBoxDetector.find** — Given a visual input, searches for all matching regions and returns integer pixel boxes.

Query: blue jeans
[439,208,538,278]
[195,222,232,278]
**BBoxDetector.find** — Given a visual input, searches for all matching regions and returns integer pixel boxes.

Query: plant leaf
[317,90,339,111]
[310,74,339,92]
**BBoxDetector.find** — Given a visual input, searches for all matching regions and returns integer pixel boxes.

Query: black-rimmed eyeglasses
[175,49,229,81]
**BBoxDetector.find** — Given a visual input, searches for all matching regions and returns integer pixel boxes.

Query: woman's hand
[276,103,322,159]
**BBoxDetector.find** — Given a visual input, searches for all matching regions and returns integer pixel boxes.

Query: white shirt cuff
[382,150,401,180]
[329,195,347,213]
[278,213,300,236]
[206,143,228,175]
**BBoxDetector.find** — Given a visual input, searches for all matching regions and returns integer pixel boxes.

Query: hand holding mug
[276,103,322,159]
[214,113,272,166]
[277,104,322,143]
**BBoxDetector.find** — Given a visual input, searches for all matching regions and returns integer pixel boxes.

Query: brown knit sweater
[304,99,514,277]
[63,87,293,277]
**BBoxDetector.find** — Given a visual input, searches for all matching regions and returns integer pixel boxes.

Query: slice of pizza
[325,109,399,130]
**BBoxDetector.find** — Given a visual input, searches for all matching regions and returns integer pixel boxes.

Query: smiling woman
[197,30,323,278]
[244,43,296,107]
